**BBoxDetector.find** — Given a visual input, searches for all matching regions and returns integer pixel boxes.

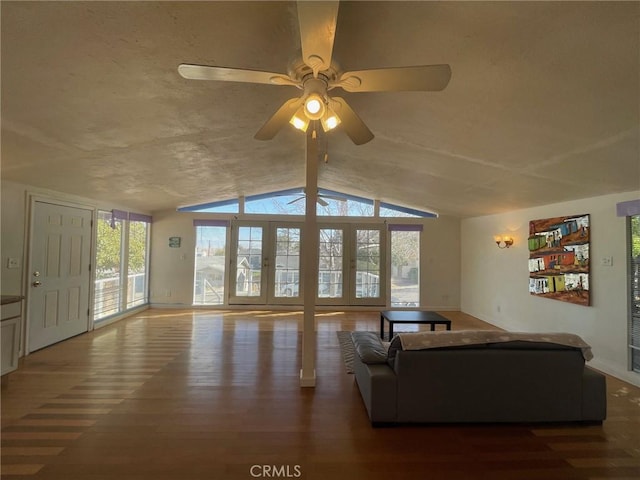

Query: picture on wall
[527,214,590,306]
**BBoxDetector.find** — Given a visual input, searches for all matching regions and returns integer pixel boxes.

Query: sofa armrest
[350,331,388,364]
[349,332,396,424]
[582,367,607,421]
[353,359,397,424]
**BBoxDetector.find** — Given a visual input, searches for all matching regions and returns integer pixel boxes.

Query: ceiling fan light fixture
[321,109,341,132]
[289,107,310,132]
[304,93,325,120]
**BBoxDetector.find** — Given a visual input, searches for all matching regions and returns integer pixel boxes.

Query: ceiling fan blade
[254,97,305,141]
[330,97,374,145]
[178,64,294,86]
[334,65,452,92]
[320,194,346,202]
[317,197,329,207]
[287,196,305,205]
[297,1,339,76]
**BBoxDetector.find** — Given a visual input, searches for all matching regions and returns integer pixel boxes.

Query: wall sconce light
[494,235,514,249]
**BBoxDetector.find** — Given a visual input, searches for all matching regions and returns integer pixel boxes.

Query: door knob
[33,271,40,277]
[32,280,42,287]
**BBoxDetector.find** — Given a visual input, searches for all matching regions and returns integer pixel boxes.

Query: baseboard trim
[149,303,460,312]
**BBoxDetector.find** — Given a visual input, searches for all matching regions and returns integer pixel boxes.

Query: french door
[318,224,386,306]
[228,221,385,306]
[228,222,303,305]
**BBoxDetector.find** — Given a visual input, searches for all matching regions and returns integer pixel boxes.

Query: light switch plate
[6,257,19,269]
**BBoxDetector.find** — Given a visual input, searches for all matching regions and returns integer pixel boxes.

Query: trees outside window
[94,211,122,319]
[94,210,150,320]
[390,230,420,307]
[127,221,148,308]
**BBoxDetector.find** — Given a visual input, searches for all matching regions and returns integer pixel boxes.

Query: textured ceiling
[1,1,638,217]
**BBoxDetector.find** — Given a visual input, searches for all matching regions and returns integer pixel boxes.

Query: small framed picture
[169,236,181,248]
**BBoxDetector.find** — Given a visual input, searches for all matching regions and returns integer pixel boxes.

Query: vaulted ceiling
[1,1,638,217]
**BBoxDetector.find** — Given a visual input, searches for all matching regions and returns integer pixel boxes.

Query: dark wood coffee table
[380,310,452,339]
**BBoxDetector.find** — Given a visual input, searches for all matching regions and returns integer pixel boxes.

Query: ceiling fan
[286,188,346,207]
[178,1,451,145]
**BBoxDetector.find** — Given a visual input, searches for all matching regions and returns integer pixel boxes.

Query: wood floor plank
[1,309,639,480]
[9,419,96,427]
[0,464,44,475]
[1,432,83,440]
[0,447,65,456]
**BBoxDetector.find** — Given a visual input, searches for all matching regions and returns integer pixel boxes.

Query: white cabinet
[1,298,22,376]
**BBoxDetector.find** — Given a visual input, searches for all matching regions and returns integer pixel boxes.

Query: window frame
[628,214,640,373]
[93,209,151,322]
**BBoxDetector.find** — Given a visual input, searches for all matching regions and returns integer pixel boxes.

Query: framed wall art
[527,214,590,306]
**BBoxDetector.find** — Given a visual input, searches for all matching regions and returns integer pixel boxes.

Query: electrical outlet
[601,256,613,267]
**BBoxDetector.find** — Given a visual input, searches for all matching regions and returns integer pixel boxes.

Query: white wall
[461,191,640,386]
[421,215,461,309]
[148,209,200,305]
[149,209,462,309]
[1,181,28,295]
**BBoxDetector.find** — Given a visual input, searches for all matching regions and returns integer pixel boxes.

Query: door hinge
[87,309,90,317]
[88,264,91,272]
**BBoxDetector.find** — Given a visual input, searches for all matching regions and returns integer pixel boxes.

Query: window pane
[355,229,380,298]
[390,230,420,307]
[236,226,262,297]
[274,228,301,297]
[126,221,148,308]
[317,198,374,216]
[194,226,227,305]
[245,195,305,215]
[318,228,343,297]
[94,210,122,320]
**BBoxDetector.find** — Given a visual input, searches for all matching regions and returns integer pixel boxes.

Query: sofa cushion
[486,340,582,352]
[397,330,593,360]
[350,331,388,364]
[387,334,489,367]
[387,335,403,367]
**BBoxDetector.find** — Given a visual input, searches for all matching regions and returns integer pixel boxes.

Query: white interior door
[28,201,93,351]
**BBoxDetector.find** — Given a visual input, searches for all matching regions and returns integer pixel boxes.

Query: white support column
[300,128,319,387]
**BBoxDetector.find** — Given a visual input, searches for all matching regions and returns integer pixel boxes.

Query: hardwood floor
[2,309,639,480]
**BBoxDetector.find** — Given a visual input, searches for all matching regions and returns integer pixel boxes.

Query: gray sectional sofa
[351,330,607,426]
